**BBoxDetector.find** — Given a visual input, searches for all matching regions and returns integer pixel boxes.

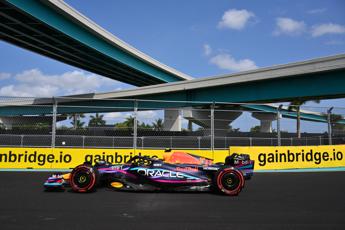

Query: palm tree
[73,119,85,129]
[288,99,320,138]
[88,113,106,127]
[114,116,135,130]
[152,118,164,131]
[329,114,345,132]
[139,122,153,130]
[123,116,135,128]
[68,113,85,129]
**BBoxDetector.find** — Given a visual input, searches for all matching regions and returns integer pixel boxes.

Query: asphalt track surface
[0,172,344,230]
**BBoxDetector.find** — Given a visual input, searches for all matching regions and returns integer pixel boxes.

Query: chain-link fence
[0,97,345,149]
[1,134,345,149]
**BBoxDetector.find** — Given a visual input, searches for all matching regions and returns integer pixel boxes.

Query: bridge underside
[0,0,187,86]
[0,98,344,125]
[0,62,345,119]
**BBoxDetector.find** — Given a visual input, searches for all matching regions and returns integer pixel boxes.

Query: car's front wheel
[214,167,244,196]
[70,165,98,193]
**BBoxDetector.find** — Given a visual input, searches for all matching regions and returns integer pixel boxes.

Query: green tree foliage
[88,113,106,127]
[329,114,345,131]
[250,125,261,133]
[139,122,153,130]
[20,122,50,129]
[114,116,155,130]
[152,118,164,131]
[72,119,85,129]
[68,113,85,129]
[114,116,134,129]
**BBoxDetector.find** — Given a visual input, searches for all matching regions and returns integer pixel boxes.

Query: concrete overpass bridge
[1,1,345,134]
[1,53,345,108]
[0,54,345,133]
[0,0,191,86]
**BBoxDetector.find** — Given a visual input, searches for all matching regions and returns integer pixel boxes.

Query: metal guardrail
[1,134,344,149]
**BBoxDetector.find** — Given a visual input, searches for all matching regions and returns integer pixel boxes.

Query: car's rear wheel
[70,165,98,193]
[215,167,244,196]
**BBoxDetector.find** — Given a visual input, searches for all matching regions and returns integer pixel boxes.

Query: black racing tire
[70,164,98,193]
[214,167,245,196]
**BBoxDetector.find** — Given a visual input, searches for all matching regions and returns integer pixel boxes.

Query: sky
[0,0,345,131]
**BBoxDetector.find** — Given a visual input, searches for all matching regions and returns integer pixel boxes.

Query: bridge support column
[163,109,181,131]
[251,112,278,133]
[213,111,242,136]
[183,108,242,136]
[0,117,12,129]
[0,116,67,130]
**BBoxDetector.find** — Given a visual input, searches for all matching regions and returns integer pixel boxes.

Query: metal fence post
[51,98,57,148]
[20,134,24,147]
[249,137,253,146]
[82,136,85,148]
[327,107,333,145]
[133,100,138,150]
[170,136,173,149]
[198,136,201,149]
[319,136,322,145]
[210,103,215,151]
[277,104,283,146]
[141,136,144,149]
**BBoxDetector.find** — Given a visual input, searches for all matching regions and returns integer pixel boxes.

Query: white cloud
[0,84,59,97]
[218,9,255,30]
[0,73,10,80]
[274,17,306,36]
[203,44,212,56]
[311,23,345,37]
[307,8,326,14]
[120,111,158,122]
[0,69,124,97]
[104,112,123,120]
[210,53,258,72]
[124,112,133,118]
[137,111,157,119]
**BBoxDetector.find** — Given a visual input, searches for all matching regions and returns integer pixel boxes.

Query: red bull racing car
[44,151,254,196]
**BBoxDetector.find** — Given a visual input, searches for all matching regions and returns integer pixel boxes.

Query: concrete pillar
[163,109,181,131]
[182,108,210,128]
[0,117,12,129]
[213,110,242,135]
[188,120,193,131]
[183,108,242,136]
[251,112,278,133]
[0,116,67,130]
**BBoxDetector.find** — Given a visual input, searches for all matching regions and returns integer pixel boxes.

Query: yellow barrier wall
[230,145,345,170]
[1,146,344,170]
[0,147,226,169]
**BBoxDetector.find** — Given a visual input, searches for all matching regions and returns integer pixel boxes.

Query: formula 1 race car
[44,151,254,196]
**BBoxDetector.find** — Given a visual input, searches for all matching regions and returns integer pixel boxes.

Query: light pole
[133,100,138,150]
[210,102,215,151]
[51,97,57,148]
[277,104,283,146]
[327,107,334,145]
